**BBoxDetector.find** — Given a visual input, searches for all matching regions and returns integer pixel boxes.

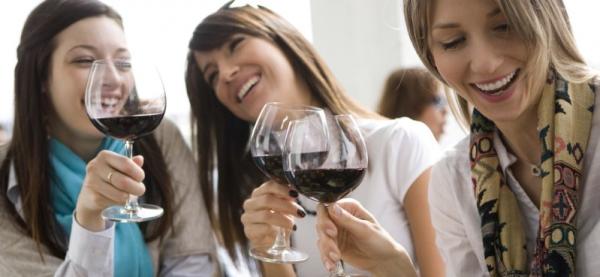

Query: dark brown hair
[0,0,173,259]
[377,67,441,119]
[185,3,375,263]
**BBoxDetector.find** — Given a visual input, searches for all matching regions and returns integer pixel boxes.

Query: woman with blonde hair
[316,0,600,276]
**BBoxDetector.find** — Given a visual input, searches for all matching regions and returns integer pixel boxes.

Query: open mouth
[236,75,260,103]
[471,69,520,96]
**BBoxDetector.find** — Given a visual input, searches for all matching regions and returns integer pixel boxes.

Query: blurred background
[1,0,599,149]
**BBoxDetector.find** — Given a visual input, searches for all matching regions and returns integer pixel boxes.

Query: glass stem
[267,227,289,255]
[332,260,346,277]
[123,140,140,212]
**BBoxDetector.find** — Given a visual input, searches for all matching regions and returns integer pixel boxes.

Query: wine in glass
[283,114,367,276]
[85,59,165,222]
[249,102,329,263]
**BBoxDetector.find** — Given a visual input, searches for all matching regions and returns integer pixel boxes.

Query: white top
[429,93,600,277]
[294,117,440,276]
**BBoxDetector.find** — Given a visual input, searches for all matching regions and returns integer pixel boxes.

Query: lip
[472,74,519,103]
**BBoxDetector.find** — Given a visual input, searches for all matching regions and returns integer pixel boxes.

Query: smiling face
[47,16,130,141]
[429,0,538,123]
[194,34,312,122]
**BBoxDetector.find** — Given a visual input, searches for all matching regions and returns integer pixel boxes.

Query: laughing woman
[0,0,214,276]
[316,0,600,276]
[185,3,443,277]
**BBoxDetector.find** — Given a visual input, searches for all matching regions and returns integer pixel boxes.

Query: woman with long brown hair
[186,3,443,276]
[0,0,214,275]
[377,67,448,141]
[317,0,600,276]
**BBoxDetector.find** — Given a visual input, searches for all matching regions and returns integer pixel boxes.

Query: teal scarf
[49,137,153,277]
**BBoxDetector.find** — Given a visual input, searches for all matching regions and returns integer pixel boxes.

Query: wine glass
[283,114,368,277]
[85,59,165,222]
[249,102,329,263]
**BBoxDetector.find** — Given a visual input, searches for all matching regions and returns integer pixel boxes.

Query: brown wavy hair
[377,67,442,120]
[185,3,375,263]
[0,0,173,259]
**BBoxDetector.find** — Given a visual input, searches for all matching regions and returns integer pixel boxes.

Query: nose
[219,61,239,84]
[469,38,503,75]
[101,61,124,91]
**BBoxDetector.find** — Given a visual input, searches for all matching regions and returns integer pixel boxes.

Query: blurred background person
[377,67,448,141]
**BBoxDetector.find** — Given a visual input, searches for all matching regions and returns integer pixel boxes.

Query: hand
[241,181,306,250]
[75,150,146,231]
[316,198,417,277]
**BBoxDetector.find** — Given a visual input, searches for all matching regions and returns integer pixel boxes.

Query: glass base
[101,204,163,223]
[249,247,309,264]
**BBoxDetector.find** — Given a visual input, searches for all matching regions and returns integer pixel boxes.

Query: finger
[98,150,145,182]
[243,194,306,218]
[243,223,277,244]
[132,155,144,167]
[250,180,296,199]
[333,198,377,223]
[87,177,130,204]
[317,233,341,272]
[327,201,373,236]
[100,169,146,196]
[241,209,295,231]
[316,204,338,238]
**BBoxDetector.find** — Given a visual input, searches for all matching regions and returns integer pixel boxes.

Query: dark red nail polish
[297,209,306,218]
[289,190,299,198]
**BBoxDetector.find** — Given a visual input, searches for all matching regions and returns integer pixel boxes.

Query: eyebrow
[66,44,129,55]
[432,7,502,30]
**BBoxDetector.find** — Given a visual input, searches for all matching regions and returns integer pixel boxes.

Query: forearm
[261,262,296,277]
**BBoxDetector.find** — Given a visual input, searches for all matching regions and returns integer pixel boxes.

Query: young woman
[317,0,600,276]
[185,3,443,277]
[377,67,448,141]
[0,0,214,275]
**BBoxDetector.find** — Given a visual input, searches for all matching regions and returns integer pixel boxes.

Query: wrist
[75,208,105,232]
[371,244,417,277]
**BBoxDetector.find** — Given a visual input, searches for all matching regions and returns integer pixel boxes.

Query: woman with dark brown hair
[186,3,443,276]
[0,0,214,275]
[377,67,448,141]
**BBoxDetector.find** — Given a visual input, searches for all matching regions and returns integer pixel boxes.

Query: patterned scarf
[470,72,595,276]
[49,137,154,277]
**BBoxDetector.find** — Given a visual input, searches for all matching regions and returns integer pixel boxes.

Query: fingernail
[297,208,306,218]
[329,251,340,261]
[293,224,297,231]
[325,261,334,272]
[289,189,299,198]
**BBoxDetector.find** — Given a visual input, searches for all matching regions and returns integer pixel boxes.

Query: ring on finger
[107,171,115,184]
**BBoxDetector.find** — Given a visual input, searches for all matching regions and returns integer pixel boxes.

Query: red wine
[285,168,366,203]
[253,155,287,184]
[91,113,164,140]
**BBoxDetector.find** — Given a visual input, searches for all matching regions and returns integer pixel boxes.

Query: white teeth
[237,76,259,101]
[101,97,119,107]
[474,71,516,92]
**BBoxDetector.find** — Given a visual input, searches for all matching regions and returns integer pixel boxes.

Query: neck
[494,106,540,165]
[49,122,102,162]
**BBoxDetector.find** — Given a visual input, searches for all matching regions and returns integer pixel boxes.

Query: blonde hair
[404,0,596,129]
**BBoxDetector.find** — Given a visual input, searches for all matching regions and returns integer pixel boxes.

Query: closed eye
[441,37,465,50]
[207,71,218,87]
[229,36,244,53]
[494,23,509,32]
